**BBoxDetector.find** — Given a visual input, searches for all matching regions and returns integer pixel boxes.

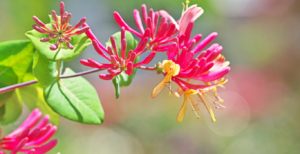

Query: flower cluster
[80,24,156,80]
[32,2,89,50]
[0,109,57,154]
[80,1,231,122]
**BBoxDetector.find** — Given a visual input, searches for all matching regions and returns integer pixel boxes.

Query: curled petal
[179,5,203,35]
[158,10,178,29]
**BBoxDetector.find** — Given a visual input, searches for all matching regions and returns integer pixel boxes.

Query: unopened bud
[66,42,74,49]
[49,34,58,39]
[40,38,51,42]
[33,16,46,28]
[60,2,65,17]
[69,17,86,32]
[32,25,50,34]
[72,26,90,35]
[58,38,64,43]
[50,44,58,50]
[64,37,71,41]
[65,25,72,31]
[51,10,58,23]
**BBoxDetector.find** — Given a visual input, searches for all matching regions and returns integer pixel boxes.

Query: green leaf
[0,90,22,125]
[25,18,92,62]
[19,86,60,126]
[44,68,104,124]
[0,40,34,105]
[0,40,34,78]
[106,31,140,96]
[0,65,18,106]
[32,51,63,87]
[112,75,120,99]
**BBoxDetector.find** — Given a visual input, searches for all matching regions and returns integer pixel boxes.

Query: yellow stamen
[188,95,200,119]
[185,1,190,10]
[198,93,216,122]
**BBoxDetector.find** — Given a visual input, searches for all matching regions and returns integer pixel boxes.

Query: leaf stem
[57,59,61,78]
[0,68,104,94]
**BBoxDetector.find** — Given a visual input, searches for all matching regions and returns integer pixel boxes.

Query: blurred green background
[1,0,300,153]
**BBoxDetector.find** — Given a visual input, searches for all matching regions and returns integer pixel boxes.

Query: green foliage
[19,86,60,126]
[32,51,63,87]
[0,40,34,106]
[106,31,140,98]
[0,90,22,125]
[44,68,104,124]
[112,75,121,99]
[25,16,92,62]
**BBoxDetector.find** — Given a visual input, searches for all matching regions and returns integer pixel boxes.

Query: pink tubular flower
[113,4,179,52]
[32,1,89,50]
[0,108,58,154]
[80,24,156,80]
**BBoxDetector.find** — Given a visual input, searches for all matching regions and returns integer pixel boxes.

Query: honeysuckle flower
[152,36,230,122]
[32,1,89,50]
[0,108,58,154]
[80,24,156,80]
[113,4,179,52]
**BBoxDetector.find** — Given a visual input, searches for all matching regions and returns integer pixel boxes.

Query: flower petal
[151,76,169,98]
[177,94,188,122]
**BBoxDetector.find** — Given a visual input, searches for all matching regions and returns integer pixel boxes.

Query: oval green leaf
[44,68,104,124]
